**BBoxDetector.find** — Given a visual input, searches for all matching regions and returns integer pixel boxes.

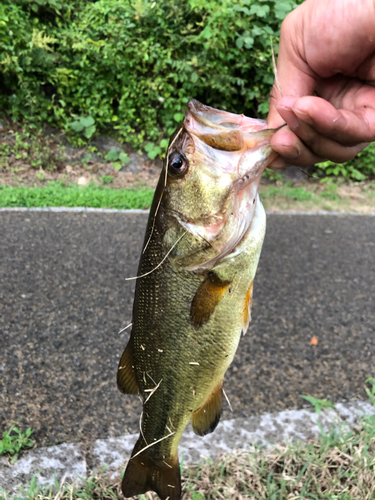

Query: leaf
[147,146,161,160]
[112,161,122,171]
[191,72,199,83]
[160,139,169,149]
[68,121,85,133]
[235,37,244,49]
[258,101,269,115]
[173,113,184,122]
[249,4,270,17]
[200,26,212,39]
[274,1,295,20]
[84,125,96,139]
[243,36,254,49]
[80,116,95,128]
[119,151,130,164]
[300,395,334,414]
[105,150,119,162]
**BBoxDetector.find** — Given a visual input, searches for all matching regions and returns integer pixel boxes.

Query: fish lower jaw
[182,204,258,272]
[179,182,261,271]
[233,172,256,192]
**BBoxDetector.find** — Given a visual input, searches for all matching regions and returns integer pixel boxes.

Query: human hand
[267,0,375,168]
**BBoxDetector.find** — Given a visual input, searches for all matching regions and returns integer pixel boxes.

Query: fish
[117,99,278,500]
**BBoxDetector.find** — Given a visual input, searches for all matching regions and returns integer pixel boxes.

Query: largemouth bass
[117,100,278,500]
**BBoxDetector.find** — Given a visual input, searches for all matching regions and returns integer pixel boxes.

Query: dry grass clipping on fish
[3,417,375,500]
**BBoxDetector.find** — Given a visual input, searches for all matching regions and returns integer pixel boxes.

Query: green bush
[0,0,300,147]
[318,143,375,181]
[1,0,374,181]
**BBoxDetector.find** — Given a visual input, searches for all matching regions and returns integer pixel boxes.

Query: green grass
[0,426,34,464]
[1,180,375,212]
[0,182,155,209]
[300,395,335,414]
[261,185,314,202]
[2,417,375,500]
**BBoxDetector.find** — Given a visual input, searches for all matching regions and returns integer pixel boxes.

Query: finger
[267,7,317,128]
[270,125,326,168]
[290,92,375,145]
[267,156,293,170]
[268,84,287,129]
[288,113,368,163]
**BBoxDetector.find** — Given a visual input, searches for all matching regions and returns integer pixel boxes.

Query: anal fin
[117,340,139,395]
[122,438,181,500]
[192,382,223,436]
[191,272,231,327]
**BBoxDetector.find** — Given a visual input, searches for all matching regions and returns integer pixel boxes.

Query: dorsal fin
[190,273,231,327]
[191,382,223,436]
[117,340,139,395]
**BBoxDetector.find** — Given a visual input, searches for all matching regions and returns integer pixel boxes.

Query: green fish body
[117,100,278,500]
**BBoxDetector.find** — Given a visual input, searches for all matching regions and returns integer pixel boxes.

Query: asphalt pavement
[1,211,375,448]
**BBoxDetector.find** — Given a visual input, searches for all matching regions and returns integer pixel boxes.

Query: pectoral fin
[117,340,139,395]
[191,382,223,436]
[190,273,231,327]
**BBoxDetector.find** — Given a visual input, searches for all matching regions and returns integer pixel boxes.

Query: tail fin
[122,438,181,500]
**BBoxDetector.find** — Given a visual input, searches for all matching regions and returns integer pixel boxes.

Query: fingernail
[293,108,313,125]
[333,115,344,125]
[278,145,300,159]
[278,107,299,130]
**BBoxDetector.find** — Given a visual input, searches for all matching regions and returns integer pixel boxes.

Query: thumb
[267,8,317,128]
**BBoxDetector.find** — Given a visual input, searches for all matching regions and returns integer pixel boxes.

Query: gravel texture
[1,212,374,448]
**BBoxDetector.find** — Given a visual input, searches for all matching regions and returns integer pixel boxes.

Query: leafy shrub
[318,143,375,181]
[0,0,300,147]
[2,0,374,181]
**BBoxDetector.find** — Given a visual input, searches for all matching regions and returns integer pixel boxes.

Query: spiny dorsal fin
[122,438,181,500]
[242,281,254,334]
[117,340,139,395]
[191,382,223,436]
[190,273,231,327]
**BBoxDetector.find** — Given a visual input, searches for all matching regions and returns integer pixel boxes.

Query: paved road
[1,211,374,448]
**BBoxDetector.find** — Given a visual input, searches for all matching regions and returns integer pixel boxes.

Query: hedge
[1,0,374,180]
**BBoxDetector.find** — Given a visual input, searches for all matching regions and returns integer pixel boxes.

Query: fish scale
[117,100,278,500]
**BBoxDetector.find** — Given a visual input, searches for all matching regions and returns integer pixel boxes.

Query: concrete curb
[1,400,374,495]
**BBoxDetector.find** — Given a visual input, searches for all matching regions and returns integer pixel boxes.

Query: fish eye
[168,152,188,176]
